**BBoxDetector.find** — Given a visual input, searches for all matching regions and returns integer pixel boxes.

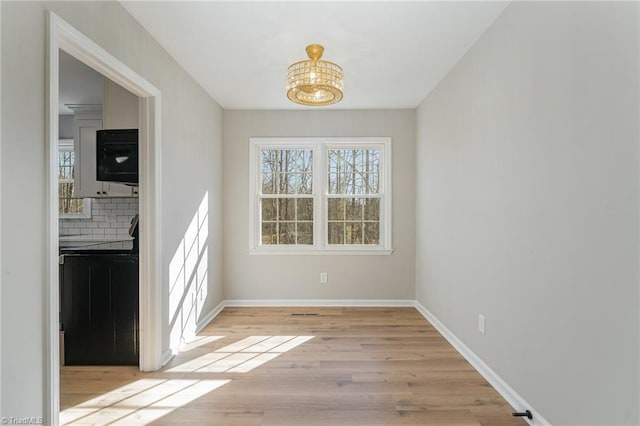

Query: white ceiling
[121,1,508,110]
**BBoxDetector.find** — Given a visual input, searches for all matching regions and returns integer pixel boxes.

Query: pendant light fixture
[287,44,343,106]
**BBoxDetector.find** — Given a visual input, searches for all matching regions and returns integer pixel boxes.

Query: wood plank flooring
[60,307,525,425]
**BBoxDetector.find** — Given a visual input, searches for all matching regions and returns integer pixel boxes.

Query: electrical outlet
[478,314,486,335]
[320,272,328,284]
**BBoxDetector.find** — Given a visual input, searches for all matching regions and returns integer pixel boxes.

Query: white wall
[58,115,73,139]
[415,2,639,425]
[223,110,415,301]
[1,1,224,418]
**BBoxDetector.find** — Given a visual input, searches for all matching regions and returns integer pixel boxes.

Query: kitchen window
[249,137,392,254]
[59,139,91,219]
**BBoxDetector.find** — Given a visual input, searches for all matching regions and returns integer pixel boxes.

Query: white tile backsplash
[60,197,138,248]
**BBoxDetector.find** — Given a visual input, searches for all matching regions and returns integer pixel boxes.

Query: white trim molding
[160,349,174,368]
[163,300,227,366]
[47,12,162,425]
[224,299,415,308]
[413,301,550,426]
[163,298,550,426]
[248,137,393,255]
[46,16,61,423]
[0,1,3,418]
[196,301,226,334]
[249,249,394,256]
[58,137,92,219]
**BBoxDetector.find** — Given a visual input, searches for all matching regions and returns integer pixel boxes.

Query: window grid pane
[328,149,379,195]
[261,149,313,195]
[261,197,314,245]
[260,148,314,246]
[251,138,390,252]
[58,150,84,215]
[58,182,84,214]
[327,147,380,246]
[58,151,74,181]
[327,196,380,245]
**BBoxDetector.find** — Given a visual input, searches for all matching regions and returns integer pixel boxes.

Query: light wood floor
[60,307,525,425]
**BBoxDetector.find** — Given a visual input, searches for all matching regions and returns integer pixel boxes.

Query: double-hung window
[59,139,91,219]
[249,137,392,254]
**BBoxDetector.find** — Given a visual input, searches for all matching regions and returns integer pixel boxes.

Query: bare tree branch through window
[260,149,313,245]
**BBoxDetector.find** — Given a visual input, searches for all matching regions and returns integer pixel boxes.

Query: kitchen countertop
[59,234,134,248]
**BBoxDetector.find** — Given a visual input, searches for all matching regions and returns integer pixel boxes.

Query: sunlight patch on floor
[167,335,314,373]
[60,379,228,426]
[179,335,225,352]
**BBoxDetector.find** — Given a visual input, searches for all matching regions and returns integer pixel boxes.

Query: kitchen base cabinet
[60,251,139,365]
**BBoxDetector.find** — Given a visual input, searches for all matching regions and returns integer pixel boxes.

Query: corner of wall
[413,301,550,426]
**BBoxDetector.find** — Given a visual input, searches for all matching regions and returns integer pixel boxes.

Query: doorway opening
[58,52,141,366]
[47,12,162,425]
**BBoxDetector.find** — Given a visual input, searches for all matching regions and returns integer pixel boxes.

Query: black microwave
[96,129,138,184]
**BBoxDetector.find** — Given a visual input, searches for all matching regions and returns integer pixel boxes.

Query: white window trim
[58,138,92,219]
[249,137,393,255]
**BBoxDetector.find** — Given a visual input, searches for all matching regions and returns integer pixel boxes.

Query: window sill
[59,212,91,220]
[59,198,92,219]
[249,248,394,256]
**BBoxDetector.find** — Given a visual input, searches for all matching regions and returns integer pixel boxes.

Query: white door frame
[0,2,3,420]
[46,12,163,425]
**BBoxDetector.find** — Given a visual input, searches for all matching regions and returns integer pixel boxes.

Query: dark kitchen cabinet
[60,251,139,365]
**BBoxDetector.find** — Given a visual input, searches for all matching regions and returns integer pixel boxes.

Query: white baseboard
[223,299,415,307]
[413,301,550,426]
[158,297,549,424]
[169,300,227,357]
[160,348,174,367]
[195,300,226,334]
